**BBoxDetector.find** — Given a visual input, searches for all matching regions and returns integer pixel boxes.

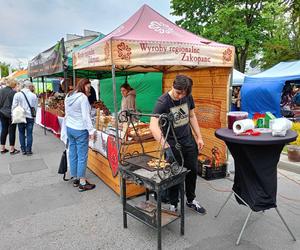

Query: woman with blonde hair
[0,78,20,154]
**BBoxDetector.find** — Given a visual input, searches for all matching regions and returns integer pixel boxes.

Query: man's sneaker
[169,204,178,212]
[78,181,96,192]
[186,200,206,215]
[73,179,80,187]
[26,151,33,156]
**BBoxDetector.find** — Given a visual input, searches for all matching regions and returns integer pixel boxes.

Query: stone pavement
[0,125,299,250]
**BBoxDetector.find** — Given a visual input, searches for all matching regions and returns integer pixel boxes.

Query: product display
[271,118,292,137]
[39,92,66,117]
[227,111,248,129]
[147,159,170,169]
[93,100,110,115]
[127,124,153,141]
[233,119,255,135]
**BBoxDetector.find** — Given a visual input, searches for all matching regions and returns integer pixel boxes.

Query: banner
[28,39,65,77]
[73,40,234,69]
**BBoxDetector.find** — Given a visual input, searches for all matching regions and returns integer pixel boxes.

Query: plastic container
[227,111,248,129]
[287,145,300,162]
[198,162,227,180]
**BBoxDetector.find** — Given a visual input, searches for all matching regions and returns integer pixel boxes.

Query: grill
[123,154,162,172]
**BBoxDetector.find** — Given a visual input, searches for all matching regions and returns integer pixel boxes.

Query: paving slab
[9,158,48,175]
[0,125,299,250]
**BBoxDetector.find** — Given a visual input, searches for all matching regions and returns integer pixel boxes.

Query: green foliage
[260,0,300,69]
[0,62,11,77]
[171,0,300,72]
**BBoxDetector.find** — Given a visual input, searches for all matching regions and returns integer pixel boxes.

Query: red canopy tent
[73,4,234,72]
[73,4,234,170]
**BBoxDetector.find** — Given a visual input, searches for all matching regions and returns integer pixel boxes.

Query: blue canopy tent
[241,60,300,117]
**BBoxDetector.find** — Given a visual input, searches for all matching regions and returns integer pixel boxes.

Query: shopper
[0,78,19,154]
[12,80,38,155]
[150,75,206,214]
[65,78,96,192]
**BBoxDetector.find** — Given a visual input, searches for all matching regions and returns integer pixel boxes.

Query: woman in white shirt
[65,78,96,191]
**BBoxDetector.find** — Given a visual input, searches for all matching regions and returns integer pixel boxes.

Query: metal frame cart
[119,111,188,250]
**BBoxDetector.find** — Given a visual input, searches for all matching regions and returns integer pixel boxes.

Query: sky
[0,0,176,68]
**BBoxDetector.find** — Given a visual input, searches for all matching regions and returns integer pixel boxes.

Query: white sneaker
[169,205,178,212]
[186,200,206,214]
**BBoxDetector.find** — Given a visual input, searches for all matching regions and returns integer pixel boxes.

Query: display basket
[127,123,154,141]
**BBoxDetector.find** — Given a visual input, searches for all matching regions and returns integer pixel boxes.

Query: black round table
[214,128,297,245]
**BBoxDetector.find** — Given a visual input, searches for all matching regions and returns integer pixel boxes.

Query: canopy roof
[232,69,246,86]
[246,61,300,79]
[241,60,300,117]
[9,70,28,79]
[27,34,122,79]
[73,4,234,72]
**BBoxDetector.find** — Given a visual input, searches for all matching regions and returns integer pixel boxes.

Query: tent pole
[42,76,46,135]
[112,64,120,154]
[36,77,39,96]
[111,64,122,200]
[73,69,76,88]
[112,64,122,197]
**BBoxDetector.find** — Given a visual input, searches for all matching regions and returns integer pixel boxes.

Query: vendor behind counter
[120,83,136,112]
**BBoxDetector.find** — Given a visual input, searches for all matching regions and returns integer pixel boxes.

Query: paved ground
[0,126,299,250]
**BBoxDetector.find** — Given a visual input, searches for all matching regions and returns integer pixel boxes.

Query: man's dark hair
[173,75,193,96]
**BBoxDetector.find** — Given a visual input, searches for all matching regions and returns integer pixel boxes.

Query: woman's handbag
[21,91,36,118]
[58,150,71,181]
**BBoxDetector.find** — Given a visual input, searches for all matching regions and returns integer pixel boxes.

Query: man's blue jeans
[18,118,34,152]
[66,127,89,178]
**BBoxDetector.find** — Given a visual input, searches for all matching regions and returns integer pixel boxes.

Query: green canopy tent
[100,72,163,121]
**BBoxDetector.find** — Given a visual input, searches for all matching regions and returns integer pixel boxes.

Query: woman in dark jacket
[0,78,19,154]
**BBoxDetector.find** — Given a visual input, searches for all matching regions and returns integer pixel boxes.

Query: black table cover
[215,129,297,212]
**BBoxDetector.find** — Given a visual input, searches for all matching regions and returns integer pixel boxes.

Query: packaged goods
[233,119,255,135]
[227,111,248,129]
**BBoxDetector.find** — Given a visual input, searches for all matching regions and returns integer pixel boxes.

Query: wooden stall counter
[87,129,160,198]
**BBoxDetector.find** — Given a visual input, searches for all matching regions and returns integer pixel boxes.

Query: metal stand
[120,166,188,250]
[215,190,296,245]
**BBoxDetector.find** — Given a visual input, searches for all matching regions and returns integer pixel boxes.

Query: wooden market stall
[72,4,235,197]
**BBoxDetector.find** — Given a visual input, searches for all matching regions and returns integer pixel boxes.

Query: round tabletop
[215,128,297,145]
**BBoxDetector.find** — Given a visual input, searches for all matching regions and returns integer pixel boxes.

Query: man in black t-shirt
[150,75,206,214]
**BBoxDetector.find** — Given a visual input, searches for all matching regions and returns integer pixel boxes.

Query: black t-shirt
[153,92,195,146]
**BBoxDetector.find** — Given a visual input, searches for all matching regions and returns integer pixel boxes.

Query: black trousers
[169,139,198,206]
[0,114,16,146]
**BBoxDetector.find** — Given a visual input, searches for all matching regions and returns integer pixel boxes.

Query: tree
[0,62,11,78]
[260,0,300,69]
[171,0,298,72]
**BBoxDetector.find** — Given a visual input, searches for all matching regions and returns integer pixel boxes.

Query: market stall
[73,4,234,197]
[27,36,100,136]
[242,60,300,118]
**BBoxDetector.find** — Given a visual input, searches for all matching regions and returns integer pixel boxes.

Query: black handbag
[21,91,36,118]
[58,150,71,181]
